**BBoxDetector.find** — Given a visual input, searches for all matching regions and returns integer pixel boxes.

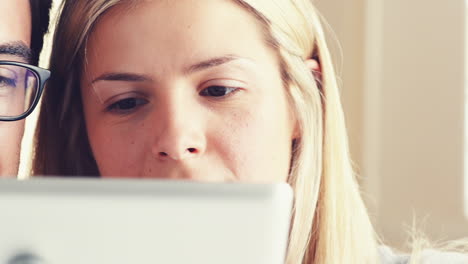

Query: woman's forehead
[89,0,264,49]
[83,0,277,80]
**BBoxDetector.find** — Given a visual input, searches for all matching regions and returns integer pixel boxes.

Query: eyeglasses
[0,61,50,121]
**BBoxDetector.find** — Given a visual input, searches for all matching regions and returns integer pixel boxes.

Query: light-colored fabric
[379,246,410,264]
[419,249,468,264]
[378,246,468,264]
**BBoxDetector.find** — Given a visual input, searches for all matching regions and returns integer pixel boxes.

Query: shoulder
[419,248,468,264]
[378,245,468,264]
[378,246,410,264]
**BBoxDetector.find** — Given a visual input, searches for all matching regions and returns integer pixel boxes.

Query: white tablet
[0,178,293,264]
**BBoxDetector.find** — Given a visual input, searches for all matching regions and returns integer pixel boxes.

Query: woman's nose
[157,147,201,161]
[151,99,206,161]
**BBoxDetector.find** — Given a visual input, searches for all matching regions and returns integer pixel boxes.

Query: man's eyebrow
[184,55,243,74]
[0,41,32,63]
[91,72,153,84]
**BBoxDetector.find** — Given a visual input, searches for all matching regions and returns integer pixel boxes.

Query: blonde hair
[33,0,381,263]
[239,1,380,263]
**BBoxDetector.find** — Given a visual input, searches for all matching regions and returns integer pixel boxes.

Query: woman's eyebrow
[184,55,250,74]
[91,55,253,84]
[91,72,153,84]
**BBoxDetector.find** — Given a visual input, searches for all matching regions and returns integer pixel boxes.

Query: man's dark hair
[29,0,53,65]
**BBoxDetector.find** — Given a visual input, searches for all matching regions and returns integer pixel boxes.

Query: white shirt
[379,246,468,264]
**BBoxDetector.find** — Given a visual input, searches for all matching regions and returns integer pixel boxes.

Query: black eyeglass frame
[0,61,51,122]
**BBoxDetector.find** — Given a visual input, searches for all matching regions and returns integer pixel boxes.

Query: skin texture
[0,66,29,117]
[0,0,31,177]
[81,0,295,181]
[81,0,318,182]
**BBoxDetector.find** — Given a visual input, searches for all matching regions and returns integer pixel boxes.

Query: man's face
[0,0,32,176]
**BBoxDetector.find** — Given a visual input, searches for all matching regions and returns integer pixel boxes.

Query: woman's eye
[199,86,238,97]
[106,97,148,113]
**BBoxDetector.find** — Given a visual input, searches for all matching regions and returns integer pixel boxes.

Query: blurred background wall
[315,0,468,249]
[22,0,468,249]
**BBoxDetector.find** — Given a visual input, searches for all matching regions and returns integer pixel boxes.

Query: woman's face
[81,0,298,182]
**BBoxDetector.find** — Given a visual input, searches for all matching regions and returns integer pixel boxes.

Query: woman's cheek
[90,122,145,176]
[216,110,285,182]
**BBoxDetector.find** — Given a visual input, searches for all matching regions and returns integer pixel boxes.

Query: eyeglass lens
[0,65,38,118]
